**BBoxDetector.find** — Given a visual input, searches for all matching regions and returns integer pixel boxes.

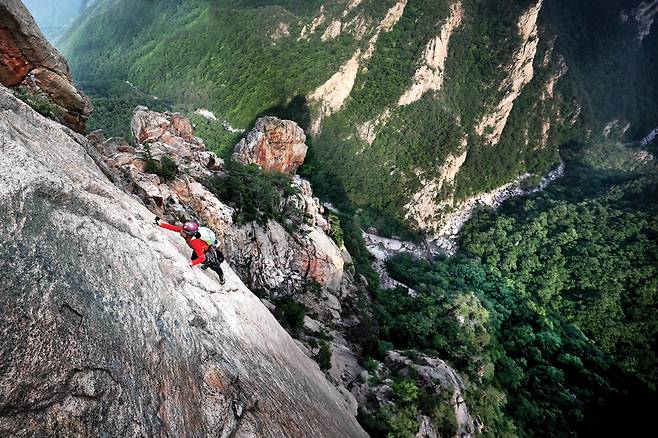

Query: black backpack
[204,246,224,265]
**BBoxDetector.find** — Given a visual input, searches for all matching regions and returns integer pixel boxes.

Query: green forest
[349,143,658,437]
[461,152,658,386]
[60,0,658,237]
[59,0,559,236]
[60,0,361,126]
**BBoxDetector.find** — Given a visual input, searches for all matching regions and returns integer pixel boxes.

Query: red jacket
[159,222,208,266]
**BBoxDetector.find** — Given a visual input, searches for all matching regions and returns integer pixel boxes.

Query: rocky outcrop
[309,0,408,133]
[602,119,631,139]
[321,20,342,41]
[132,105,196,146]
[344,0,363,17]
[417,416,439,438]
[398,2,463,106]
[0,0,91,132]
[299,6,326,40]
[90,129,234,238]
[376,0,408,34]
[404,146,468,234]
[309,50,362,134]
[91,108,344,295]
[362,231,439,290]
[233,117,307,174]
[356,109,390,145]
[541,53,567,101]
[476,0,543,145]
[385,351,476,438]
[225,216,345,295]
[0,85,367,437]
[398,0,561,249]
[270,22,290,42]
[633,0,658,41]
[230,137,345,292]
[194,108,217,120]
[90,108,231,240]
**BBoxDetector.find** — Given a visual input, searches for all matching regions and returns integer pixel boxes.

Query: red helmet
[182,222,199,235]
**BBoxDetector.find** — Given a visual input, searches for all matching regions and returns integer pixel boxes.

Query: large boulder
[0,0,91,132]
[126,106,223,180]
[233,117,307,174]
[0,84,367,437]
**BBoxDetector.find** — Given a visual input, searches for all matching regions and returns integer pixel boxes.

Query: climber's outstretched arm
[159,222,183,232]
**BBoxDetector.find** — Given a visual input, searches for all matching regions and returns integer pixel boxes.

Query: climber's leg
[210,263,226,285]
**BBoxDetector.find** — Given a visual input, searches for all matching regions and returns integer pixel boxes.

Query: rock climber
[154,217,226,285]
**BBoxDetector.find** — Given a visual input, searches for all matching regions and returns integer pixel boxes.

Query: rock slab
[0,85,366,438]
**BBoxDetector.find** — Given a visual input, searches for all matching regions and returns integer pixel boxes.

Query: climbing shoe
[220,277,226,285]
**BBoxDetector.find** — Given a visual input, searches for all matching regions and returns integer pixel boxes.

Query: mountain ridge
[57,0,586,238]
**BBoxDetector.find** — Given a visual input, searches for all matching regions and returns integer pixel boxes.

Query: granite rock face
[225,216,344,295]
[233,117,307,174]
[132,105,198,146]
[0,0,91,132]
[0,85,367,438]
[92,107,345,295]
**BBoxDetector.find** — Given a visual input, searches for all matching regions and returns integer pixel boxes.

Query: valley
[3,0,657,437]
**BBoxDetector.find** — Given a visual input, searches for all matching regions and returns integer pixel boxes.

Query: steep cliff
[0,85,368,437]
[83,104,379,427]
[397,2,463,107]
[475,0,543,145]
[0,0,91,132]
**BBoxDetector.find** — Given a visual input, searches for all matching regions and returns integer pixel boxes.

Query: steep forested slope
[60,0,357,124]
[56,1,548,233]
[373,144,658,437]
[60,0,658,237]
